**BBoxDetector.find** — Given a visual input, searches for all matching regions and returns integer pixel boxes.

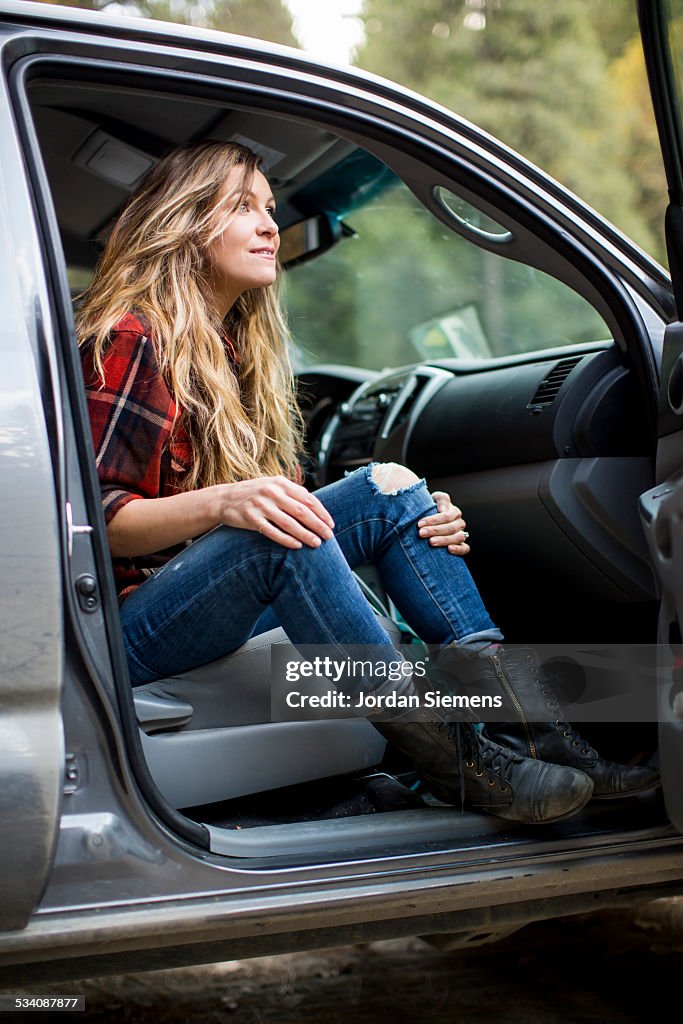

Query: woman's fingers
[301,493,335,531]
[256,518,305,549]
[263,503,329,547]
[219,477,334,545]
[429,490,452,510]
[241,477,335,546]
[281,479,335,530]
[420,517,466,535]
[426,521,471,554]
[418,496,462,531]
[447,541,471,556]
[428,532,469,556]
[419,516,466,540]
[418,491,470,556]
[275,495,335,543]
[254,481,334,546]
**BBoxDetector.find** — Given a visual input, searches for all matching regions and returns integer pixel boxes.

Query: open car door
[639,0,683,831]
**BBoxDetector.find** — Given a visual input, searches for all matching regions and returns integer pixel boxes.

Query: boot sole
[590,777,661,800]
[468,770,594,824]
[468,791,592,823]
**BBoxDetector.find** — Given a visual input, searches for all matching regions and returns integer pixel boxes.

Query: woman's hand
[215,476,335,549]
[418,491,470,556]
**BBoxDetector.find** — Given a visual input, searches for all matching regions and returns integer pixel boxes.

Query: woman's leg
[120,518,407,686]
[312,463,503,650]
[119,466,594,822]
[306,465,656,799]
[312,464,656,799]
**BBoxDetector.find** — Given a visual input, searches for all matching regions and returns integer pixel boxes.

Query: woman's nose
[258,215,278,236]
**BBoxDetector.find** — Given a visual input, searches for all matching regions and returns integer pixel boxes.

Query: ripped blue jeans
[119,463,502,686]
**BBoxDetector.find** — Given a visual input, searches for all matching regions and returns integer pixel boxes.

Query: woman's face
[206,167,279,306]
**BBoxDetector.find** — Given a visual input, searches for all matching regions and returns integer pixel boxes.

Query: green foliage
[592,0,643,61]
[34,0,299,47]
[34,0,670,361]
[36,1,667,262]
[206,0,298,45]
[357,0,667,265]
[37,0,104,7]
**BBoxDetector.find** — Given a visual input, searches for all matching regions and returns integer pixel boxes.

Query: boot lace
[436,720,520,806]
[535,658,596,758]
[474,732,524,791]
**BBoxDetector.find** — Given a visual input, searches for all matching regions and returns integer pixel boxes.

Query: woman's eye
[267,207,276,218]
[238,201,249,212]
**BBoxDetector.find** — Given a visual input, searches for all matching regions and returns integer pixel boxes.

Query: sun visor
[73,129,155,189]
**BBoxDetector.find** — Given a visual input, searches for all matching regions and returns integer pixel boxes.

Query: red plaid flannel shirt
[81,311,240,602]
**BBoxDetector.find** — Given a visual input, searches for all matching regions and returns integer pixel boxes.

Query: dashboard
[297,346,657,638]
[299,346,651,486]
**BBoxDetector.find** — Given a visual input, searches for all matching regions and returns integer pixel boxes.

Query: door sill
[200,788,671,859]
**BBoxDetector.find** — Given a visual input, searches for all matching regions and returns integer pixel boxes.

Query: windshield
[283,172,611,371]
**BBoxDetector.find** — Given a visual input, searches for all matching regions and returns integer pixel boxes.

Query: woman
[78,141,657,826]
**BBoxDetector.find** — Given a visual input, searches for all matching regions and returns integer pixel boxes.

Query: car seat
[132,620,401,808]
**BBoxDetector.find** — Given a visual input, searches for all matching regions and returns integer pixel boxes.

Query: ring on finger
[462,531,470,540]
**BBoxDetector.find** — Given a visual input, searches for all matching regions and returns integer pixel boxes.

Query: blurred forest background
[36,0,667,266]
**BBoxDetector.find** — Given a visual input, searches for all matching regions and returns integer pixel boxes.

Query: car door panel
[638,0,683,831]
[0,78,64,930]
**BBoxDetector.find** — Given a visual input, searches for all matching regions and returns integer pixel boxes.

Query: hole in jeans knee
[370,462,421,495]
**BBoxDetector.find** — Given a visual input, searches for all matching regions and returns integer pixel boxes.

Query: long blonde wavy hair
[76,140,304,489]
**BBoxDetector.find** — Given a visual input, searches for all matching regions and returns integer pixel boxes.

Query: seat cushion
[133,618,403,807]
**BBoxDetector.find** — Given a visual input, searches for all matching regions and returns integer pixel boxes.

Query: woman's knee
[370,462,421,494]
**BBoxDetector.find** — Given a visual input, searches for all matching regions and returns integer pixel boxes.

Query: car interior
[22,62,673,861]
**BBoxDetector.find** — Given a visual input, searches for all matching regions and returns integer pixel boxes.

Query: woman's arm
[106,486,219,557]
[83,321,334,559]
[107,476,335,557]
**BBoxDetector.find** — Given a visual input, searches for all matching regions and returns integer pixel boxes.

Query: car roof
[3,2,409,270]
[1,0,673,312]
[28,72,370,268]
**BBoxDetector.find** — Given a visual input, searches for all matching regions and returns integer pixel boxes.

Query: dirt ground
[7,899,683,1022]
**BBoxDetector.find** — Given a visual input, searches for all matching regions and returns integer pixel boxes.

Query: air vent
[528,357,582,408]
[382,375,429,437]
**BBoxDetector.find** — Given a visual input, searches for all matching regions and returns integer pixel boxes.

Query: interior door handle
[65,501,93,558]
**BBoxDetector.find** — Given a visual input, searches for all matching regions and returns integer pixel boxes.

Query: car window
[665,3,683,130]
[68,267,92,294]
[283,173,611,371]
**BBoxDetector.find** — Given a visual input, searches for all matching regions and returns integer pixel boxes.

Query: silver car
[2,0,683,987]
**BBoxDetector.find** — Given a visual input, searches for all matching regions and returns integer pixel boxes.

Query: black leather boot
[448,646,660,799]
[375,710,593,824]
